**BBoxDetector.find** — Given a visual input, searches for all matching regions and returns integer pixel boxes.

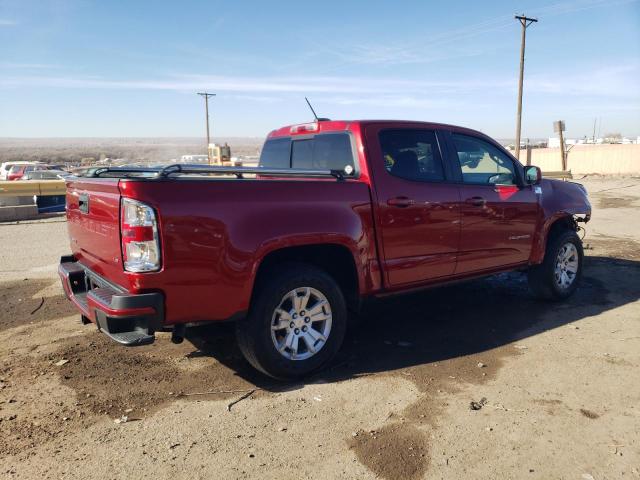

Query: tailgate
[66,177,125,283]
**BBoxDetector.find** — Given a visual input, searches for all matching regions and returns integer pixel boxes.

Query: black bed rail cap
[90,164,351,181]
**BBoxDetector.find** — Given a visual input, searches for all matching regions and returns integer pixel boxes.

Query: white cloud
[526,63,640,97]
[0,73,510,94]
[323,95,471,109]
[0,63,636,102]
[330,46,484,67]
[226,94,282,104]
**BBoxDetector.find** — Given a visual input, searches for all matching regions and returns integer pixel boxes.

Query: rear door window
[379,129,445,182]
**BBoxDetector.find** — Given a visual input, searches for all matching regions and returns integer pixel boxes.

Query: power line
[514,14,538,161]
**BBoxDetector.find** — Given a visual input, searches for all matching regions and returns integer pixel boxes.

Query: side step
[87,287,163,347]
[105,330,155,346]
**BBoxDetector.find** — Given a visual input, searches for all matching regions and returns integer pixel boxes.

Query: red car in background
[6,163,46,180]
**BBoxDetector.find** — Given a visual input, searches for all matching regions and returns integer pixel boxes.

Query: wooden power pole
[197,92,216,162]
[554,120,566,171]
[514,14,537,161]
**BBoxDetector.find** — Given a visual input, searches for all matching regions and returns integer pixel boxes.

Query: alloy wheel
[554,242,579,290]
[270,287,332,361]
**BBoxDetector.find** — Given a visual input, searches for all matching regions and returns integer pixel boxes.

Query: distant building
[179,154,208,163]
[548,137,561,148]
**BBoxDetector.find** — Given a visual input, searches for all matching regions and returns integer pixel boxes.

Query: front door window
[452,133,517,185]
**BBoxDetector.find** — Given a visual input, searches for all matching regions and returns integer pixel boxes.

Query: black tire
[236,263,347,380]
[528,229,583,300]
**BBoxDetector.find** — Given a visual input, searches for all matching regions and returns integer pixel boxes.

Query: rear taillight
[120,198,161,272]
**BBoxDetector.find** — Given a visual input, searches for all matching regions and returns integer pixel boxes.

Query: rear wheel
[236,264,347,380]
[528,229,583,300]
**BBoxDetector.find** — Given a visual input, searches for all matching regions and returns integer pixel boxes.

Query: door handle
[387,196,415,208]
[465,196,486,207]
[78,193,89,214]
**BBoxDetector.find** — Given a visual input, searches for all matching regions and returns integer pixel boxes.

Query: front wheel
[236,264,347,380]
[528,229,583,300]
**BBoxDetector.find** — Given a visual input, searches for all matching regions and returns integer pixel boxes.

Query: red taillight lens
[122,226,154,242]
[120,198,161,272]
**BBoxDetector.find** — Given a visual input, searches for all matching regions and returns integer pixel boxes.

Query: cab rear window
[259,133,355,172]
[259,137,291,169]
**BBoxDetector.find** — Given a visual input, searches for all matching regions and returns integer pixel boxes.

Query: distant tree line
[0,139,262,165]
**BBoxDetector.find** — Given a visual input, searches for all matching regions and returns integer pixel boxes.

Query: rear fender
[250,233,377,300]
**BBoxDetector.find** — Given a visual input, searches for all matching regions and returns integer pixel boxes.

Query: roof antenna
[305,97,330,122]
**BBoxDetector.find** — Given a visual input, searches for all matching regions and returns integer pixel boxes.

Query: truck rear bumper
[58,255,164,346]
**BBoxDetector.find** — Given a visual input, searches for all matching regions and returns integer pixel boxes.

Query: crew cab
[59,120,591,379]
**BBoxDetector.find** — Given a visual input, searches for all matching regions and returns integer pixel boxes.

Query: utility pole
[197,92,216,162]
[554,120,566,171]
[514,14,538,161]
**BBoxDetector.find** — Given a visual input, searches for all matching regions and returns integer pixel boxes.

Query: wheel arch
[530,213,579,264]
[252,243,362,313]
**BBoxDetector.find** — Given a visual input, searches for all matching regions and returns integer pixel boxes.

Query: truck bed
[65,175,377,325]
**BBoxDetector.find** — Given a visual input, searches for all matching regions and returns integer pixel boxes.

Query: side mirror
[524,165,542,185]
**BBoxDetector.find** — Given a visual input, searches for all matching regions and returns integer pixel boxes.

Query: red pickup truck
[59,120,591,379]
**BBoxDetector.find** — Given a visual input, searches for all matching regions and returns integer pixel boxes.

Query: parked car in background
[59,119,592,379]
[0,162,17,180]
[71,166,102,177]
[1,161,40,180]
[6,163,47,181]
[22,170,70,180]
[48,164,68,171]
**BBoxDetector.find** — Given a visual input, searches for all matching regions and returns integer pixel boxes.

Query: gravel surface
[0,177,639,479]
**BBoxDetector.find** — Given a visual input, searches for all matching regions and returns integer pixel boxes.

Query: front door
[365,125,461,287]
[446,132,540,274]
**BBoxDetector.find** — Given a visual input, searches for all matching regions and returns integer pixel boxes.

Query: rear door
[365,124,461,287]
[443,131,540,274]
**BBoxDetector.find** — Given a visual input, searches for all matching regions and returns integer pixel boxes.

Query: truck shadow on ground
[187,254,640,390]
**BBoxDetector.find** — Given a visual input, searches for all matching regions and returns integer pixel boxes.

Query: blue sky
[0,0,638,139]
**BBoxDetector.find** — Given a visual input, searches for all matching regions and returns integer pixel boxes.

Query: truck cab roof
[267,120,491,145]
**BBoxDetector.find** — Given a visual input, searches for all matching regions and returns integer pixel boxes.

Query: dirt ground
[0,176,638,480]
